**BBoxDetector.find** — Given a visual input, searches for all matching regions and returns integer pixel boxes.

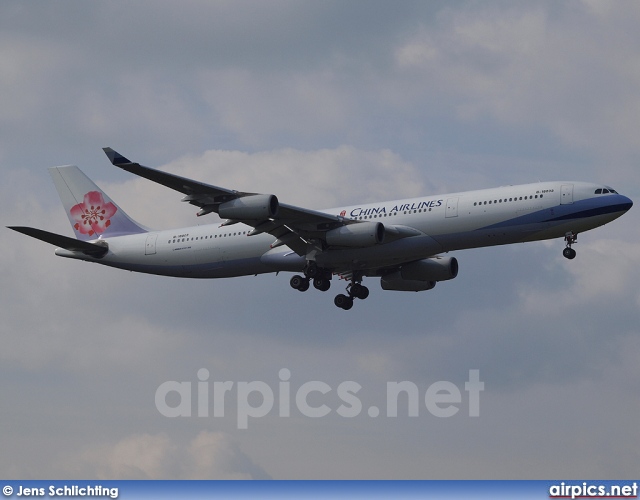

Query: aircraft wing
[103,148,354,255]
[103,147,238,201]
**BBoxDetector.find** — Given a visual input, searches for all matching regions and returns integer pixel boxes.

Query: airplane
[8,148,633,310]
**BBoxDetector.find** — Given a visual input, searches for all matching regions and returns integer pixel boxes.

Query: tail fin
[49,165,148,240]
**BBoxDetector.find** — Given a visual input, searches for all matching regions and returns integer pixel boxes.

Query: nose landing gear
[563,232,577,260]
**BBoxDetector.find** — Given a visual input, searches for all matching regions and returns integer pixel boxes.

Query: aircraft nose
[620,195,633,212]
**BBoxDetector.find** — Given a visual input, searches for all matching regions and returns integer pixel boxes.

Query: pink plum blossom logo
[70,191,117,236]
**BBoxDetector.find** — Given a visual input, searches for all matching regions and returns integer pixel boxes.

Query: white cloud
[519,238,640,316]
[71,431,268,479]
[100,146,427,230]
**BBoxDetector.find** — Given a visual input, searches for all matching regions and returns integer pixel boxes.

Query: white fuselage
[55,181,632,278]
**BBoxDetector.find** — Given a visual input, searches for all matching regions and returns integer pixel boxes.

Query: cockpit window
[595,187,618,194]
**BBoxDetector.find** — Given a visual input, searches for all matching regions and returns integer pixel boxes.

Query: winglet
[103,147,133,166]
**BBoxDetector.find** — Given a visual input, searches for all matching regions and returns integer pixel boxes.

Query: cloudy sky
[1,0,639,480]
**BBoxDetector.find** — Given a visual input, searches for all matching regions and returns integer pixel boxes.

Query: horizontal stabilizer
[7,226,108,257]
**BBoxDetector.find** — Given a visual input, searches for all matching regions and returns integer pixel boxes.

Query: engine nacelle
[218,194,279,220]
[381,274,436,292]
[380,256,459,292]
[326,222,384,247]
[399,256,458,282]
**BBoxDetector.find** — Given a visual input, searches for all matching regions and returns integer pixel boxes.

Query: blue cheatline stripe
[479,195,631,232]
[544,202,632,222]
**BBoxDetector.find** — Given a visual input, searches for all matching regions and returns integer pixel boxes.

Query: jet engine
[399,256,458,282]
[380,276,437,291]
[218,194,279,220]
[326,222,385,247]
[380,256,458,291]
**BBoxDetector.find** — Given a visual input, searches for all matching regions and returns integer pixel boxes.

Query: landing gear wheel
[305,261,319,278]
[290,275,309,291]
[350,283,369,300]
[563,247,576,260]
[334,294,354,310]
[313,277,331,292]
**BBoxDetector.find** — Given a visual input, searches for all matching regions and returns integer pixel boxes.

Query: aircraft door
[145,233,158,255]
[445,197,459,218]
[561,184,574,205]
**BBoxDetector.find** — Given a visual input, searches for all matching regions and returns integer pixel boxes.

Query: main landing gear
[563,232,577,260]
[290,262,331,293]
[333,273,369,311]
[289,264,369,310]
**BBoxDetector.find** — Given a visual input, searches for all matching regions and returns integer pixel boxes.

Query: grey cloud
[1,0,639,481]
